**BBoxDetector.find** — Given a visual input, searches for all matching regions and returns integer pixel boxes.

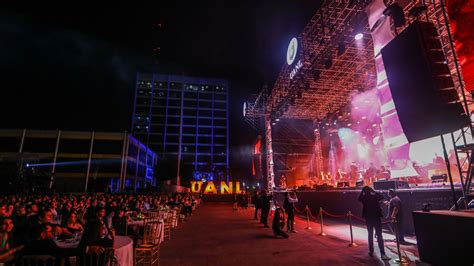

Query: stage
[275,186,463,234]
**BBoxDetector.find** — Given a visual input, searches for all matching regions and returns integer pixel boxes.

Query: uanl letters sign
[190,181,242,194]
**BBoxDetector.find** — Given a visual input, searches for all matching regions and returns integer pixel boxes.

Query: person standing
[388,189,405,243]
[260,189,271,228]
[358,186,390,260]
[240,191,248,209]
[253,191,261,220]
[283,192,297,233]
[232,193,238,211]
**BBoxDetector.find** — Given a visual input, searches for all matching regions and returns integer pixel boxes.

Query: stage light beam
[355,33,363,40]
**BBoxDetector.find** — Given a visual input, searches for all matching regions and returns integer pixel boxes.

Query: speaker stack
[381,21,469,142]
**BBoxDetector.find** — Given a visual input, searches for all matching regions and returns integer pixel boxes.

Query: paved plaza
[160,202,422,266]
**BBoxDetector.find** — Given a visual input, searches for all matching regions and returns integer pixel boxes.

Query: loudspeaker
[373,180,409,190]
[381,21,469,143]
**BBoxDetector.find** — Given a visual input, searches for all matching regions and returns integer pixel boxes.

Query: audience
[0,192,198,263]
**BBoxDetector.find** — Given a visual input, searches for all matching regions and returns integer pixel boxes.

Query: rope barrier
[318,207,326,236]
[347,211,358,247]
[322,209,347,219]
[348,213,366,223]
[294,206,305,214]
[306,208,321,220]
[255,204,406,256]
[304,205,312,230]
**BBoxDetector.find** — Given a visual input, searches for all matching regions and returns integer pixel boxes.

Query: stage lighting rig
[313,70,321,81]
[324,58,333,69]
[337,42,346,55]
[304,82,310,91]
[354,33,364,40]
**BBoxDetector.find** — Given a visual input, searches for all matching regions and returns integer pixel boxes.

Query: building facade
[0,129,156,193]
[132,73,229,186]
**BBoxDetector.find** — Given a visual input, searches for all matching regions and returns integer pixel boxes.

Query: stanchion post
[304,205,312,230]
[392,219,408,265]
[318,207,326,236]
[348,211,357,247]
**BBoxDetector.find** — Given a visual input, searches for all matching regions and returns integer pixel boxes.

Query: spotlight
[26,163,30,167]
[313,70,320,81]
[276,118,280,122]
[337,42,346,56]
[304,82,310,91]
[272,122,276,126]
[354,33,364,40]
[290,97,296,105]
[324,58,332,69]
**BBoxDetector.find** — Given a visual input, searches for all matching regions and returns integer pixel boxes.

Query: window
[214,102,226,109]
[214,94,226,100]
[198,127,211,134]
[200,110,212,117]
[214,111,226,117]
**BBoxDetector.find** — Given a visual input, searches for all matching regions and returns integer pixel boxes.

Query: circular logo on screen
[286,37,298,65]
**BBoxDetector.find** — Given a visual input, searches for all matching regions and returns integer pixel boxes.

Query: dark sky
[1,1,322,175]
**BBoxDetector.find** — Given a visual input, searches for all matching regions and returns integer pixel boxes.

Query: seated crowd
[0,192,198,264]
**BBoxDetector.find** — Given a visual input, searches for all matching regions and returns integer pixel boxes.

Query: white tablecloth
[56,236,133,266]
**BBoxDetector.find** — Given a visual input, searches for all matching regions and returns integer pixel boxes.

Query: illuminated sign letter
[220,181,233,194]
[204,181,217,194]
[190,181,204,193]
[234,181,242,194]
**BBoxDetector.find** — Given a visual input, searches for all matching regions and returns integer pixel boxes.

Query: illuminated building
[132,73,229,185]
[0,129,156,193]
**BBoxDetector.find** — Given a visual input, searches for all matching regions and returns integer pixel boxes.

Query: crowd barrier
[292,205,408,263]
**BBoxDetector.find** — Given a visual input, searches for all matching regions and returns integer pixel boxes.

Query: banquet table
[56,235,133,266]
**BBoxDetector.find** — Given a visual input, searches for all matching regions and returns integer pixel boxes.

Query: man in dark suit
[253,191,261,220]
[358,186,390,260]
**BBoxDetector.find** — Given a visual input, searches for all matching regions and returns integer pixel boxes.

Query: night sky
[1,1,322,176]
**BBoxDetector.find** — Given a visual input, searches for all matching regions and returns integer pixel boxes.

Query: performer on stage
[279,175,287,188]
[366,163,377,179]
[350,162,359,180]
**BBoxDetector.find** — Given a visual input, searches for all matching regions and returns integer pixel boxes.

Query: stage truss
[267,0,376,121]
[244,0,474,202]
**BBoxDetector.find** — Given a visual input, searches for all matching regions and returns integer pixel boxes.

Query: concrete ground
[160,203,423,266]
